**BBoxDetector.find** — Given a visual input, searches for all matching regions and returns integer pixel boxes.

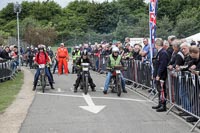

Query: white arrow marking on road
[79,93,105,114]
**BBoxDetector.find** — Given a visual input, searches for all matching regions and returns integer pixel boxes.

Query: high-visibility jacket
[109,55,121,68]
[72,50,81,60]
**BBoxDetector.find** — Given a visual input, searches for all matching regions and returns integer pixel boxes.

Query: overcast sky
[0,0,149,10]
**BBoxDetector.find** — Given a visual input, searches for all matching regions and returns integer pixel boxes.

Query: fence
[0,60,17,82]
[166,70,200,131]
[89,54,200,132]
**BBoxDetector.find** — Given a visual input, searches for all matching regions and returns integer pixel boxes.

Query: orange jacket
[57,47,69,60]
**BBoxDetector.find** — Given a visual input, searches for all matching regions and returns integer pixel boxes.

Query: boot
[103,90,107,94]
[32,86,36,91]
[32,81,37,91]
[123,89,127,93]
[73,84,78,93]
[91,84,96,92]
[74,87,78,93]
[152,102,161,109]
[156,103,166,112]
[50,83,55,89]
[152,91,161,109]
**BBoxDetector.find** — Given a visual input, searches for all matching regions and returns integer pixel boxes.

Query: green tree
[87,2,120,33]
[157,16,174,39]
[175,7,200,38]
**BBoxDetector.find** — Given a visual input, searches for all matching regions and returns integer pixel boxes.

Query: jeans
[95,58,99,71]
[11,60,18,72]
[34,67,53,86]
[104,71,126,91]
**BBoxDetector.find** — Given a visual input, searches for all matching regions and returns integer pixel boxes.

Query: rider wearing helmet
[72,46,81,73]
[33,45,54,91]
[103,46,127,94]
[47,46,54,60]
[73,49,96,92]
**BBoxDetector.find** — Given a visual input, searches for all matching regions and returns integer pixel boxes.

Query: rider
[46,46,54,61]
[73,49,96,92]
[72,46,81,73]
[33,45,54,91]
[103,46,127,94]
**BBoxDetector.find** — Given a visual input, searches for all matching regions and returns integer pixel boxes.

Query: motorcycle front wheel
[116,75,121,97]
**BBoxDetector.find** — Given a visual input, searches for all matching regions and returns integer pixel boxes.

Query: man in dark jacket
[133,44,142,60]
[189,46,200,72]
[163,40,173,59]
[0,46,12,60]
[152,39,170,112]
[168,41,184,70]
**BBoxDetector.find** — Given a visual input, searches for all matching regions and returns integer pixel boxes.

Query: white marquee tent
[185,33,200,43]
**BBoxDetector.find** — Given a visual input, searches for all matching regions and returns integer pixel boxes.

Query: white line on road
[37,92,83,98]
[37,92,149,102]
[92,96,148,102]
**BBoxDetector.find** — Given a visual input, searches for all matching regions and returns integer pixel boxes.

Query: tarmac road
[19,64,198,133]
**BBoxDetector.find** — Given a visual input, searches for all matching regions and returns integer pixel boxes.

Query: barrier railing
[90,54,108,73]
[0,60,17,81]
[89,53,200,131]
[166,70,200,132]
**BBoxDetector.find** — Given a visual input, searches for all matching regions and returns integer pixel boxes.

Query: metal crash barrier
[89,53,200,131]
[167,70,200,132]
[122,59,152,87]
[0,60,17,81]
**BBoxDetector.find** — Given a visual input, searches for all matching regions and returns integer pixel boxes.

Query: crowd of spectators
[81,36,200,123]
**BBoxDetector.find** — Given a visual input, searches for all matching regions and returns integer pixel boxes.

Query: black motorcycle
[79,63,90,95]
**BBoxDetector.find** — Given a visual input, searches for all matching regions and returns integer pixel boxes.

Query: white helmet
[112,47,119,53]
[75,46,79,49]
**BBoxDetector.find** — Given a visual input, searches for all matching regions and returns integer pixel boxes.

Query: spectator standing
[152,39,170,112]
[57,43,69,75]
[133,44,142,60]
[163,40,173,59]
[139,38,151,62]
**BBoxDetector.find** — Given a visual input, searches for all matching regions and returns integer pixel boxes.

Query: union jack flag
[149,0,158,76]
[149,0,158,46]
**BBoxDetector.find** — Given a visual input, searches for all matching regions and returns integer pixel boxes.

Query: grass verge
[0,72,24,113]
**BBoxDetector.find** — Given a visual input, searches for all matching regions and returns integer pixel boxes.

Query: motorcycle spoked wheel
[41,75,46,93]
[116,75,122,97]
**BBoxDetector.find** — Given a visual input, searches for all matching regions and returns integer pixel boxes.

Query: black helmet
[81,50,88,56]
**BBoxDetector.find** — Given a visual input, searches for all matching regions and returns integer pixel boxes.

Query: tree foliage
[0,0,200,46]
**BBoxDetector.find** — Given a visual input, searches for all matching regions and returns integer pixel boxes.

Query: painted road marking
[79,93,105,114]
[37,92,149,103]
